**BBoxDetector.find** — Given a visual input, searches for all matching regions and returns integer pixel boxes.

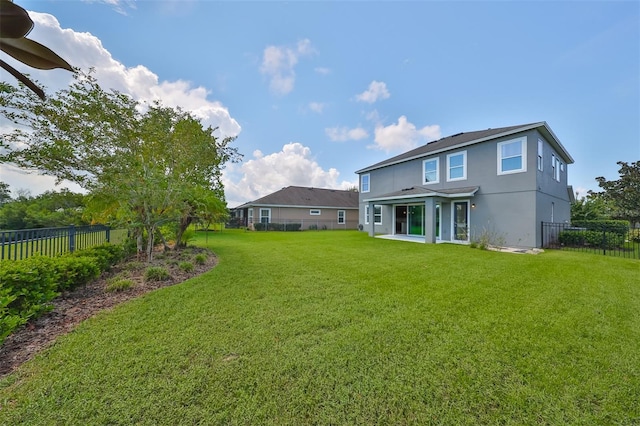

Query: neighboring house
[232,186,359,230]
[355,122,574,248]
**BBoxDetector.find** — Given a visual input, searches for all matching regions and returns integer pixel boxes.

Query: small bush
[194,253,207,265]
[144,266,171,282]
[179,262,194,273]
[572,220,630,235]
[628,228,640,243]
[559,230,625,249]
[54,255,100,291]
[308,224,318,230]
[105,278,135,293]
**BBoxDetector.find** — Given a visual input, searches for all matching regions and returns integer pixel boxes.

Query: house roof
[356,121,574,174]
[235,186,359,209]
[363,186,479,203]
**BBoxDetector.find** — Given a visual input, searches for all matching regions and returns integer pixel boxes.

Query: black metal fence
[0,225,128,261]
[228,218,360,231]
[541,222,639,259]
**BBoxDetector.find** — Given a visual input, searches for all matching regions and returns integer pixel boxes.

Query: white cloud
[315,67,331,75]
[81,0,136,15]
[325,126,369,142]
[260,39,315,95]
[356,80,390,104]
[308,102,326,113]
[1,11,241,195]
[372,116,441,153]
[222,143,357,207]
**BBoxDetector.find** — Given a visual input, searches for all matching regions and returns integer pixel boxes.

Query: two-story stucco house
[355,122,574,248]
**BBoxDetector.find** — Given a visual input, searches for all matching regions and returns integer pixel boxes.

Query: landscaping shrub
[145,266,171,282]
[0,256,59,343]
[0,243,128,344]
[558,230,625,249]
[53,255,101,291]
[572,220,630,235]
[628,228,640,243]
[105,278,135,293]
[74,243,127,271]
[194,253,207,265]
[179,261,194,273]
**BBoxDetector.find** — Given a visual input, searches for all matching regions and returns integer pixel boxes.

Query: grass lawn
[1,230,638,424]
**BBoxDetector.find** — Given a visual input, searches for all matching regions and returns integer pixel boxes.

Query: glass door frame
[451,200,470,242]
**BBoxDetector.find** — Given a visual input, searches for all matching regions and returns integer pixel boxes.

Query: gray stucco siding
[357,126,572,248]
[470,191,538,248]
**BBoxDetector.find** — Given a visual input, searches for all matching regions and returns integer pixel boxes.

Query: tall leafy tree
[589,161,640,226]
[0,181,11,205]
[1,70,241,258]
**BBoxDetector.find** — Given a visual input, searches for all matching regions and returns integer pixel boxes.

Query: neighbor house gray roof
[235,186,359,209]
[356,121,574,174]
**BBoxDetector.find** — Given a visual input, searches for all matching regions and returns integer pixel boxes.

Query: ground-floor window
[365,205,382,225]
[337,210,345,224]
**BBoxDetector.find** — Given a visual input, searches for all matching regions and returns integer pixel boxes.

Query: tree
[589,161,640,226]
[1,70,241,259]
[0,188,87,229]
[0,181,11,205]
[570,194,610,222]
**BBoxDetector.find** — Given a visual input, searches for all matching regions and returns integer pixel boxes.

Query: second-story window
[537,139,544,171]
[423,158,439,184]
[497,137,527,175]
[361,174,370,193]
[447,151,467,181]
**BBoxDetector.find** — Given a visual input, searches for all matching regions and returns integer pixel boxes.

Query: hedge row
[571,220,630,235]
[0,243,128,344]
[558,230,626,249]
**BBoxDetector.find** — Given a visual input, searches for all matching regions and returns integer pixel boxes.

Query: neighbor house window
[260,208,270,224]
[361,174,370,193]
[447,151,467,181]
[537,139,544,171]
[248,208,254,224]
[337,210,345,224]
[497,137,527,175]
[364,205,382,225]
[310,209,321,215]
[423,158,439,184]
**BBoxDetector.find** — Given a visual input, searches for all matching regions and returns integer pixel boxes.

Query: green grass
[1,230,639,424]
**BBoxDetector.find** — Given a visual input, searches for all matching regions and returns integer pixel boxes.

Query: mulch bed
[0,247,217,379]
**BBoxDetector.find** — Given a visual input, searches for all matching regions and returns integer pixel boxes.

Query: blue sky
[1,0,638,207]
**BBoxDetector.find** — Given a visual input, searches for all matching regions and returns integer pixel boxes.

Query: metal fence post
[106,227,111,243]
[69,225,76,253]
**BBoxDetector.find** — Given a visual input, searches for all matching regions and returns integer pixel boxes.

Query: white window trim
[552,154,562,182]
[373,205,382,225]
[364,204,382,225]
[248,208,254,224]
[446,150,467,182]
[497,137,527,175]
[337,210,345,224]
[451,200,470,242]
[422,158,440,185]
[361,173,370,193]
[537,139,544,171]
[260,208,271,224]
[310,209,321,215]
